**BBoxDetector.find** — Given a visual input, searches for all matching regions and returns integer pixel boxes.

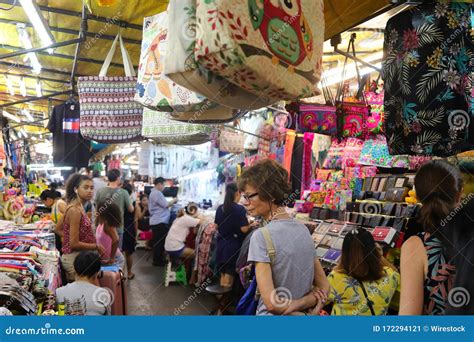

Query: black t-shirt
[47,103,91,167]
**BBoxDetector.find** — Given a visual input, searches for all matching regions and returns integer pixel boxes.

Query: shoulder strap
[358,280,376,316]
[260,227,276,265]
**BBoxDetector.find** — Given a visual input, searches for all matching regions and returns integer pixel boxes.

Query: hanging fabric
[194,0,325,102]
[382,2,473,156]
[164,0,272,110]
[282,130,296,178]
[78,33,143,143]
[301,132,315,193]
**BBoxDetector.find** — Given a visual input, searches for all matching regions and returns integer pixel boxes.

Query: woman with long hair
[400,160,463,315]
[326,228,399,315]
[214,183,250,287]
[239,159,329,315]
[61,174,105,283]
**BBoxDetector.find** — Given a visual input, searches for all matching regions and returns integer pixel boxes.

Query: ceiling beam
[0,61,82,78]
[0,0,143,30]
[0,17,142,45]
[0,37,84,60]
[0,90,71,108]
[0,72,69,84]
[0,43,138,69]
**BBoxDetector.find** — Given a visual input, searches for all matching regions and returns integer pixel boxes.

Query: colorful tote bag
[135,12,218,113]
[164,0,272,110]
[141,109,212,145]
[322,139,346,170]
[365,90,384,134]
[341,137,364,168]
[195,0,325,102]
[297,104,337,135]
[78,33,143,143]
[383,2,473,156]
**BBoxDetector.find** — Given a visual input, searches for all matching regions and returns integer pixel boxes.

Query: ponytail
[223,183,238,214]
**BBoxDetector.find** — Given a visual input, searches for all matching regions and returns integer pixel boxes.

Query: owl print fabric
[382,2,473,157]
[195,0,325,102]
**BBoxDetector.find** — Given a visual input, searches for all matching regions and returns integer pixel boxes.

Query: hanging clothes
[282,130,296,178]
[290,135,304,198]
[195,222,217,286]
[302,133,315,194]
[47,102,91,167]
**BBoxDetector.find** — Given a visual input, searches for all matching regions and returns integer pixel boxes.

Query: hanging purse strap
[320,69,335,106]
[99,32,135,77]
[358,279,376,316]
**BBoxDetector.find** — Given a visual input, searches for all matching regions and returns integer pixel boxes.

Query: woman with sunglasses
[239,159,329,315]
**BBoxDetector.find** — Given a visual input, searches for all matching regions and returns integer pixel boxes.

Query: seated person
[56,251,111,315]
[164,203,203,261]
[326,228,400,315]
[95,202,125,269]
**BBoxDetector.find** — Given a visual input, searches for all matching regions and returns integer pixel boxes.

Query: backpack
[235,227,275,315]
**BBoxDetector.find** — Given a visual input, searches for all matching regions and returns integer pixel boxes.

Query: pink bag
[365,90,384,134]
[322,139,346,170]
[341,138,364,168]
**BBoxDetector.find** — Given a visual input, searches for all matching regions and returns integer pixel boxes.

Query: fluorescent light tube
[22,109,34,122]
[2,111,21,123]
[36,80,42,97]
[6,76,15,96]
[19,0,55,48]
[19,77,27,97]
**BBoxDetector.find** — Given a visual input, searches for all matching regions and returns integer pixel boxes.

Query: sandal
[127,273,135,280]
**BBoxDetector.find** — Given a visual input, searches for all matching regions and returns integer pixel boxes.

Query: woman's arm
[68,208,98,252]
[255,262,290,315]
[103,224,119,262]
[283,258,329,315]
[399,236,426,315]
[58,201,67,215]
[54,215,64,238]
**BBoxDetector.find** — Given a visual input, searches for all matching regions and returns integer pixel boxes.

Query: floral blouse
[382,2,473,157]
[327,266,400,315]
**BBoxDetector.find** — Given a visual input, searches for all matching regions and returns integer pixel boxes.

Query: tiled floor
[125,250,216,315]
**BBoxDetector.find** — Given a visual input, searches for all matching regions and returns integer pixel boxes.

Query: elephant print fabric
[194,0,325,102]
[382,2,473,157]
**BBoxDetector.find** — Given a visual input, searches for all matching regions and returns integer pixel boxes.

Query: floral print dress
[382,2,473,157]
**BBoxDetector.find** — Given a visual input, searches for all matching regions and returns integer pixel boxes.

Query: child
[164,203,202,260]
[95,202,125,270]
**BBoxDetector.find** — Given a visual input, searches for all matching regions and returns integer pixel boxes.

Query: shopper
[149,177,177,266]
[445,198,474,315]
[41,189,67,251]
[326,228,399,315]
[136,194,150,232]
[400,160,463,315]
[95,202,125,269]
[92,169,107,198]
[214,183,250,288]
[122,182,137,279]
[164,203,201,260]
[95,169,134,250]
[56,251,110,315]
[239,159,329,315]
[61,174,105,283]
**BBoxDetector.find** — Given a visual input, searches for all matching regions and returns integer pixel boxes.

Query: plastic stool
[164,257,188,287]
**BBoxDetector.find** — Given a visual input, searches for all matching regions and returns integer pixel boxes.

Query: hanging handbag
[219,128,246,153]
[294,71,338,135]
[322,138,346,170]
[78,33,143,143]
[194,0,325,102]
[141,109,213,145]
[364,88,384,135]
[135,11,222,113]
[164,0,272,110]
[336,35,370,139]
[382,2,473,156]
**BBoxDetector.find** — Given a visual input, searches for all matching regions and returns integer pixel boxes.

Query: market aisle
[125,250,216,315]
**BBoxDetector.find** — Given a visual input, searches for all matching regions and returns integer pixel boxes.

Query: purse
[164,0,272,110]
[134,11,219,113]
[364,87,384,135]
[295,72,338,135]
[219,129,246,153]
[141,108,213,145]
[335,35,370,139]
[78,33,143,143]
[322,139,347,170]
[195,0,325,102]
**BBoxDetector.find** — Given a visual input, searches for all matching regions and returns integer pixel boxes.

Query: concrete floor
[125,250,217,315]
